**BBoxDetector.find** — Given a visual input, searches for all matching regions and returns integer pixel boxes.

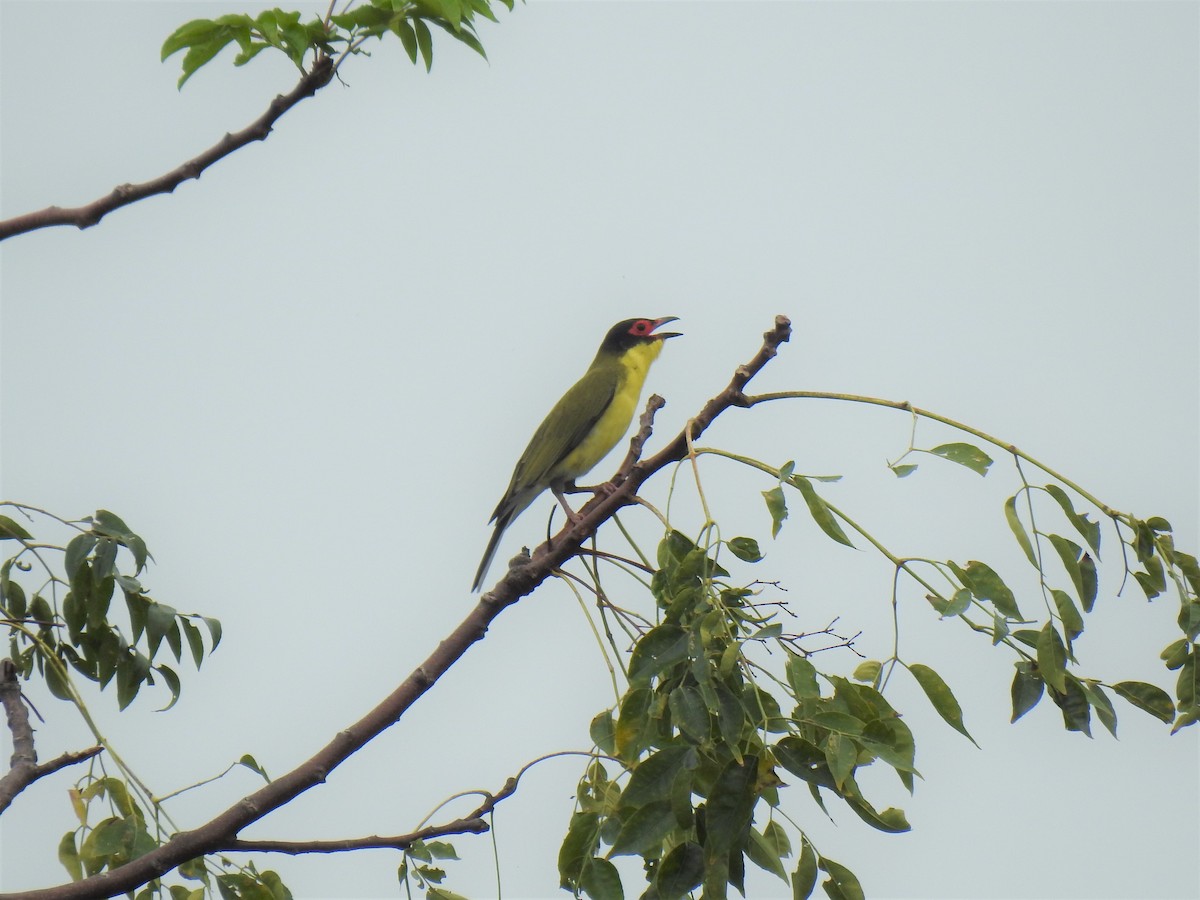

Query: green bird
[472,316,682,592]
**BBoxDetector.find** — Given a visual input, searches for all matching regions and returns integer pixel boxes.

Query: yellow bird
[472,316,681,591]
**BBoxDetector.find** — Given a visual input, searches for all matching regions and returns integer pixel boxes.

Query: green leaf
[702,757,757,861]
[1048,534,1087,605]
[714,681,746,749]
[858,717,917,775]
[806,710,864,736]
[669,766,695,828]
[1043,484,1101,555]
[1003,495,1037,566]
[178,857,207,882]
[579,857,623,900]
[155,664,181,712]
[393,17,419,63]
[1050,677,1091,735]
[1080,681,1118,738]
[728,536,763,563]
[818,857,865,900]
[1178,604,1200,643]
[1036,622,1068,693]
[621,747,694,809]
[746,826,789,883]
[91,509,133,539]
[162,18,220,60]
[655,841,704,900]
[824,733,856,790]
[125,534,150,575]
[3,577,27,618]
[1132,519,1156,568]
[668,686,710,742]
[628,625,689,686]
[424,840,459,861]
[1113,681,1175,724]
[614,689,651,761]
[889,463,918,478]
[434,19,488,59]
[45,661,72,701]
[178,36,235,88]
[88,816,134,857]
[1161,638,1190,670]
[202,616,223,651]
[790,476,854,548]
[991,611,1010,646]
[951,560,1022,619]
[1010,664,1044,723]
[1134,553,1167,600]
[928,442,993,475]
[793,838,818,900]
[58,831,83,881]
[0,515,32,541]
[145,603,178,658]
[842,787,911,834]
[116,652,151,710]
[851,660,880,684]
[657,530,696,570]
[786,654,820,699]
[62,592,85,639]
[1079,552,1098,613]
[763,820,791,858]
[125,593,149,643]
[114,574,143,595]
[590,711,616,756]
[1051,589,1084,643]
[239,754,271,782]
[608,800,673,858]
[907,663,976,744]
[64,533,97,579]
[182,618,205,668]
[762,485,788,538]
[413,17,433,72]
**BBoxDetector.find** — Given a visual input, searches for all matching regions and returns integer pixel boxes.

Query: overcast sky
[1,2,1198,899]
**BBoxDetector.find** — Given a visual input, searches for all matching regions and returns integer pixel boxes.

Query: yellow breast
[554,339,664,480]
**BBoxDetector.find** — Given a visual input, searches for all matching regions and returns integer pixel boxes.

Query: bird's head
[600,317,682,354]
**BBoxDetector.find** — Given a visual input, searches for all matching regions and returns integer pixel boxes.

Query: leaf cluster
[398,838,466,900]
[557,529,942,900]
[55,772,289,900]
[882,420,1197,736]
[785,430,1193,740]
[995,484,1194,735]
[161,0,515,88]
[1,507,220,712]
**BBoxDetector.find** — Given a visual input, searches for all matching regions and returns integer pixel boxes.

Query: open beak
[651,316,682,340]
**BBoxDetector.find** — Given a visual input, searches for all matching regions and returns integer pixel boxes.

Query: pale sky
[1,2,1198,899]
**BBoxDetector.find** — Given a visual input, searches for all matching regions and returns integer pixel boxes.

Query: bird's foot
[552,484,584,525]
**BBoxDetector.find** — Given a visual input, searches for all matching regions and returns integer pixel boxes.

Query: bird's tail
[472,514,511,592]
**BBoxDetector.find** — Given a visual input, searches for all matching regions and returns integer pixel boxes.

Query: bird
[472,316,682,592]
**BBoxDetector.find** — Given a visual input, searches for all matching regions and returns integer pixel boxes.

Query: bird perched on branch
[472,316,682,592]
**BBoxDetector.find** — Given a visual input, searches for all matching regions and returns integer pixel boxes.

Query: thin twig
[219,776,514,855]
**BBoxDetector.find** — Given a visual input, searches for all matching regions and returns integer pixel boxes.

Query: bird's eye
[630,320,651,335]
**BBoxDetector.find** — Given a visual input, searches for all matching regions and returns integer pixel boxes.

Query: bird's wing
[498,367,620,517]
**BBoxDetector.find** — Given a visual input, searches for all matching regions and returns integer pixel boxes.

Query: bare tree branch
[218,775,519,855]
[0,57,335,242]
[0,659,103,814]
[1,315,792,900]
